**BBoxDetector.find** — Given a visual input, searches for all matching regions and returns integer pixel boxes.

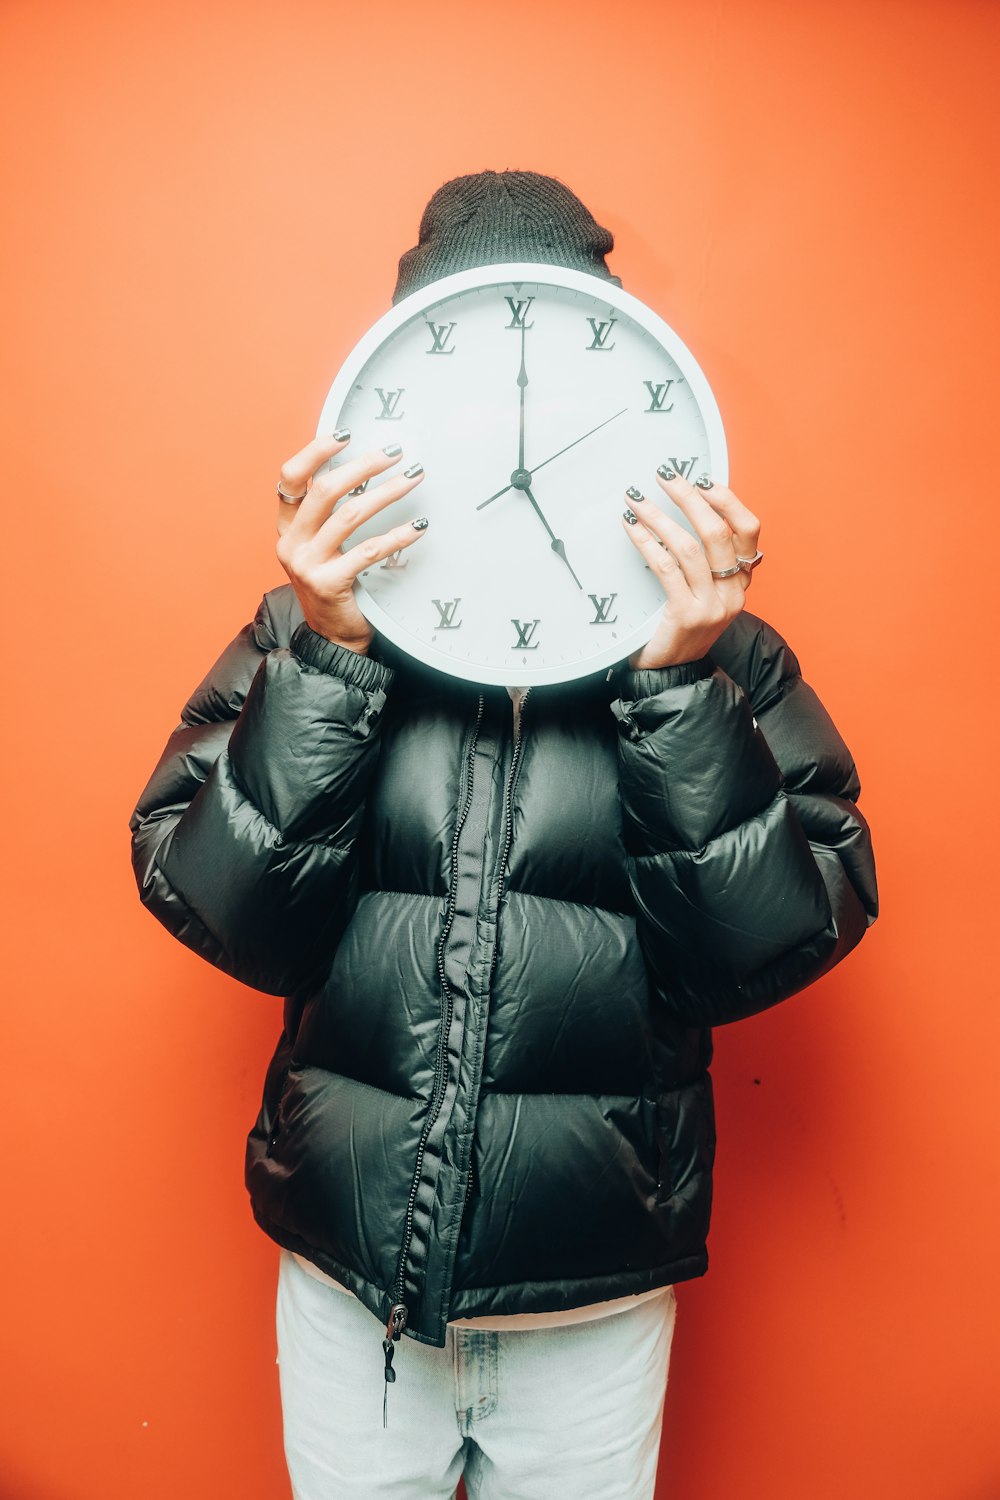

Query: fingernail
[625,486,644,502]
[623,508,638,525]
[411,517,429,530]
[403,463,424,479]
[695,475,713,489]
[382,443,403,457]
[657,465,677,481]
[333,427,351,442]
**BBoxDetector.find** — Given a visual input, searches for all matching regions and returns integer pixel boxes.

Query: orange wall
[2,0,997,1496]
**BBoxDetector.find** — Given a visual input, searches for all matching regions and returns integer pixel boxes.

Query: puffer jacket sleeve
[609,609,878,1027]
[128,587,394,996]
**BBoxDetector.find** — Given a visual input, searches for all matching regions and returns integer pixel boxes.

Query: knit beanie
[391,169,622,305]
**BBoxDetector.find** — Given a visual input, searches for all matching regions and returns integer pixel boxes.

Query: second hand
[477,406,630,510]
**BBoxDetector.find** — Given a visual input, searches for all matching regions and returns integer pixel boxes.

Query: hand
[620,469,762,670]
[274,434,427,655]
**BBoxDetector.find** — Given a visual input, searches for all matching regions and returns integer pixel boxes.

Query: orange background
[2,1,997,1496]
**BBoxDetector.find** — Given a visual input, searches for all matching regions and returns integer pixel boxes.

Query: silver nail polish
[695,475,713,489]
[623,509,638,525]
[403,463,424,479]
[382,443,403,458]
[625,486,643,502]
[333,427,351,442]
[411,517,429,530]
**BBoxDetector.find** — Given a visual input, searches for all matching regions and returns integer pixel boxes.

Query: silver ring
[710,563,744,579]
[736,550,764,572]
[277,482,308,504]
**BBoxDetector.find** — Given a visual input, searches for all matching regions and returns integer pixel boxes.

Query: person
[128,170,879,1500]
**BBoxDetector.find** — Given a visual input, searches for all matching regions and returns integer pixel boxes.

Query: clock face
[315,262,727,686]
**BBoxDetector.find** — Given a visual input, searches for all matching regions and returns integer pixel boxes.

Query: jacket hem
[250,1202,708,1349]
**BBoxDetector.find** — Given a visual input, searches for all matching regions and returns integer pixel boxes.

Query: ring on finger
[710,563,744,579]
[277,481,308,503]
[736,550,764,572]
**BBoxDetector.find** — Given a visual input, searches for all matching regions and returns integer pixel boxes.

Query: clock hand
[528,406,629,481]
[523,484,583,590]
[479,324,531,509]
[517,317,528,474]
[476,406,630,511]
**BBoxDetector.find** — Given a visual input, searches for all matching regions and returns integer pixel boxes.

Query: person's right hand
[274,433,427,655]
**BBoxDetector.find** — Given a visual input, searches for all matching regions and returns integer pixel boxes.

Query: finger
[321,516,431,586]
[289,444,409,541]
[310,462,425,559]
[276,428,353,505]
[625,488,723,602]
[645,471,741,581]
[621,510,694,605]
[679,474,762,563]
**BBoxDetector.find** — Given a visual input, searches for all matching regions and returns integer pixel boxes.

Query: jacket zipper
[464,689,532,1215]
[381,693,486,1428]
[489,688,532,987]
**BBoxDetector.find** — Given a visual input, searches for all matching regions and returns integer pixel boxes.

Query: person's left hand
[620,468,762,670]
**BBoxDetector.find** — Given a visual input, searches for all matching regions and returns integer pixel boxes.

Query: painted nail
[657,465,677,481]
[695,475,713,489]
[403,463,424,479]
[625,486,644,502]
[411,517,429,530]
[623,508,638,525]
[382,443,403,457]
[333,427,351,442]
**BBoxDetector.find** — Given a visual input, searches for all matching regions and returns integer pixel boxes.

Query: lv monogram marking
[588,592,618,624]
[432,598,462,629]
[586,318,617,351]
[381,549,408,569]
[505,297,535,330]
[426,321,457,355]
[643,380,675,414]
[511,618,540,650]
[375,387,405,420]
[666,456,699,479]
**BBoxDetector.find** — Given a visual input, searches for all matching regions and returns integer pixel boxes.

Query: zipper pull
[382,1301,408,1428]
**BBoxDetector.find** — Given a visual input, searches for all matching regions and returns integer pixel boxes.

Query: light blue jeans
[276,1247,678,1499]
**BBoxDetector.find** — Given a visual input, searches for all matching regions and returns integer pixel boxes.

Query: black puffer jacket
[129,582,877,1367]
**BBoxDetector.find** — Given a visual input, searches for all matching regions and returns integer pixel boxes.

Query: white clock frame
[315,262,728,687]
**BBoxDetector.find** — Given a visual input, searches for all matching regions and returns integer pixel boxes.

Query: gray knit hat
[391,169,622,305]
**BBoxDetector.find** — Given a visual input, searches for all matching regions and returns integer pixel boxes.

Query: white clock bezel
[315,262,728,687]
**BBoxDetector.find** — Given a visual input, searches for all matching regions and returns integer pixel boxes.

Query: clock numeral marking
[666,456,699,480]
[504,296,535,330]
[432,598,463,629]
[426,321,457,355]
[375,387,405,420]
[643,380,675,414]
[588,592,619,625]
[586,317,617,351]
[511,618,541,651]
[381,549,408,570]
[346,478,370,497]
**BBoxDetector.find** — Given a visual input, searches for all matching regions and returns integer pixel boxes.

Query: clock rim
[314,261,729,688]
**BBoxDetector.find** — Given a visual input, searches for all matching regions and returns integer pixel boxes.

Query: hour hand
[524,485,582,590]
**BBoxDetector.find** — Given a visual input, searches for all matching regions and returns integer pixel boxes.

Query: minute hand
[477,406,629,510]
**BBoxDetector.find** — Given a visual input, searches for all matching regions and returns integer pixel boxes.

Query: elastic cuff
[290,623,396,695]
[611,656,715,700]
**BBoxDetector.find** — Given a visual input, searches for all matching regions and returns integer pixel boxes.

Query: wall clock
[314,262,728,686]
